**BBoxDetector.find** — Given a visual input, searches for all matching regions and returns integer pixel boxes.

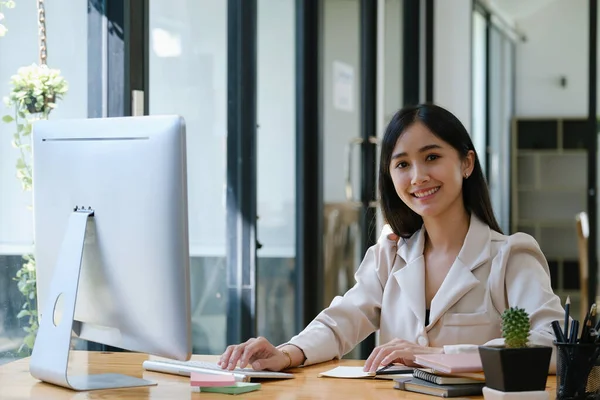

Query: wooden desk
[0,351,557,399]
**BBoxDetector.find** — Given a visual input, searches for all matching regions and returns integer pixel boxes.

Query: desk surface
[0,351,557,400]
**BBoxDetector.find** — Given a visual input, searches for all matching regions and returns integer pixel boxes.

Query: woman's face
[388,122,474,220]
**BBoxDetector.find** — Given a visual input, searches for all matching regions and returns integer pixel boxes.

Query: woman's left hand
[363,338,443,373]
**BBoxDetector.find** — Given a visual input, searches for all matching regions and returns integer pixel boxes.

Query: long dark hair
[379,104,502,238]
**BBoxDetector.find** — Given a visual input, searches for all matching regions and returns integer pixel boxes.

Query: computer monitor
[29,115,192,391]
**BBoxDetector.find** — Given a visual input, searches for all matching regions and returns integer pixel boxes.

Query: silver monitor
[30,115,192,391]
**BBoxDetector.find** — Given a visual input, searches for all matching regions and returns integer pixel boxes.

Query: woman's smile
[412,186,440,199]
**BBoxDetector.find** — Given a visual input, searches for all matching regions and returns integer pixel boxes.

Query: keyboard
[142,359,295,381]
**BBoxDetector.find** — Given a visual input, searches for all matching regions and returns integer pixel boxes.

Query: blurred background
[0,0,597,363]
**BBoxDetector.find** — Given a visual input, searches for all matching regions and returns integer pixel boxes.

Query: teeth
[414,187,439,198]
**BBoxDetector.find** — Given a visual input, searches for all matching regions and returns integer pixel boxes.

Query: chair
[323,202,360,308]
[576,211,589,321]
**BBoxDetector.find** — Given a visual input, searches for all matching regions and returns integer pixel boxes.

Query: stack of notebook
[190,372,261,395]
[394,353,486,398]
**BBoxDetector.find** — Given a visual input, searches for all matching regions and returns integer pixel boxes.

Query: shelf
[516,220,577,228]
[516,150,587,156]
[517,186,585,193]
[513,117,589,293]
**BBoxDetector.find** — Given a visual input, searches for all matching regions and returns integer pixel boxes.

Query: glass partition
[0,0,88,363]
[149,0,228,354]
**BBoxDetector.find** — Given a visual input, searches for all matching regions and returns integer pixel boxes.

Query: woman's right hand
[218,337,290,372]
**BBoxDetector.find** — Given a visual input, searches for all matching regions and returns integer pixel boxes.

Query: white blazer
[288,214,565,371]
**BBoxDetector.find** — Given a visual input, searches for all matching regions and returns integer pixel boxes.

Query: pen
[564,296,571,340]
[376,364,393,373]
[590,304,597,335]
[582,304,596,343]
[569,320,579,344]
[552,320,567,343]
[375,364,413,375]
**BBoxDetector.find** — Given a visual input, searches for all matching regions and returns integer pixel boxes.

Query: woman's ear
[462,150,475,179]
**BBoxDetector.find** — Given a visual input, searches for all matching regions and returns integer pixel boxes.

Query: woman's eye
[426,154,439,161]
[395,161,408,169]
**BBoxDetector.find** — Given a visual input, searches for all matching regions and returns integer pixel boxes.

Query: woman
[218,103,565,373]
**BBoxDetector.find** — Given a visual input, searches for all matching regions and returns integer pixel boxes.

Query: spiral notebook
[413,369,484,385]
[394,377,485,398]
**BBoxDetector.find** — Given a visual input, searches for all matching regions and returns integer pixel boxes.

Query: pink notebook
[414,353,483,374]
[190,372,236,387]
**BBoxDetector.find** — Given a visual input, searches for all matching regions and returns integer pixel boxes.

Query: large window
[472,10,487,178]
[471,5,516,232]
[256,0,297,345]
[149,0,228,354]
[488,26,515,233]
[0,0,88,363]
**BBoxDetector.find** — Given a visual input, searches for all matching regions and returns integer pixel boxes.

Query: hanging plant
[2,64,68,190]
[0,0,16,37]
[1,0,68,355]
[2,64,67,355]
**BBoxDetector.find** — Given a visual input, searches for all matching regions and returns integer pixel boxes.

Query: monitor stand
[29,207,157,391]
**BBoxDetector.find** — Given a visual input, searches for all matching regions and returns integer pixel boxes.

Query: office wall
[383,0,403,123]
[514,0,588,117]
[434,0,472,132]
[323,0,361,204]
[0,1,87,254]
[257,0,296,257]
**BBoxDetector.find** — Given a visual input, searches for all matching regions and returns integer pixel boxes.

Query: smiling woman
[388,123,472,222]
[379,104,500,239]
[217,103,565,376]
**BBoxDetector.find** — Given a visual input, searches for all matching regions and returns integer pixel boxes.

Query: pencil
[583,304,597,343]
[582,303,595,343]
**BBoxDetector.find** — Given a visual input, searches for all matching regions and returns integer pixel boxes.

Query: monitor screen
[32,115,191,362]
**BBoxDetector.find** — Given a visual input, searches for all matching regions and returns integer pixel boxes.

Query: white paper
[318,366,375,379]
[333,61,354,112]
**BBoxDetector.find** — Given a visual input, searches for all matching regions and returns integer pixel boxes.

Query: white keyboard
[142,359,295,381]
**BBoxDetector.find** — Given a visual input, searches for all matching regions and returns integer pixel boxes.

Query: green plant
[2,64,68,191]
[0,0,16,37]
[14,254,37,353]
[501,307,531,348]
[2,63,68,354]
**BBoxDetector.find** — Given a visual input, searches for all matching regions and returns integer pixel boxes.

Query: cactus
[501,307,531,348]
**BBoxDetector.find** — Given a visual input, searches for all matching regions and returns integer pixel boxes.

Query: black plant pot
[26,94,55,114]
[478,345,552,392]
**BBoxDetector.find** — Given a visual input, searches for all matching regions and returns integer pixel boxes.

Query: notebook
[317,365,413,379]
[413,368,484,385]
[190,372,236,387]
[414,353,483,374]
[191,382,261,395]
[431,370,486,381]
[394,377,485,398]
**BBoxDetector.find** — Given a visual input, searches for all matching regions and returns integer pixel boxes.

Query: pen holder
[555,342,600,400]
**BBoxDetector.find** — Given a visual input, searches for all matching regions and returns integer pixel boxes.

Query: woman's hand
[363,338,443,373]
[218,337,290,372]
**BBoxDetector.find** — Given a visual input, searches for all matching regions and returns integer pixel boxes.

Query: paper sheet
[318,366,375,379]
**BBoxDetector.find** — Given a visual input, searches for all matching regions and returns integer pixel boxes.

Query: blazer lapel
[427,258,481,327]
[427,214,492,328]
[394,228,427,325]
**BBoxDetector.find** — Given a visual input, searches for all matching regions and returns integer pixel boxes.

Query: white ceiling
[487,0,558,21]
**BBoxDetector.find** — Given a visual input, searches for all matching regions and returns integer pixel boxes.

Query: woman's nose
[411,165,430,185]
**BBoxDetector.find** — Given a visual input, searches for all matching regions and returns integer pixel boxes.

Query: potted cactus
[478,307,552,392]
